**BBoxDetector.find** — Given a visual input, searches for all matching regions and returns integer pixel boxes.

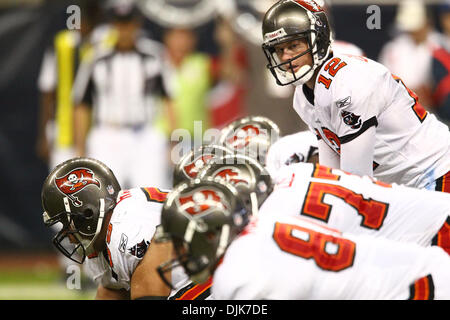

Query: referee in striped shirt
[72,3,171,189]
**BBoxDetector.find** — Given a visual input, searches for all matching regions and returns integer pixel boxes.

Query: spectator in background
[317,0,365,57]
[159,26,213,168]
[432,47,450,126]
[36,0,102,171]
[208,16,249,129]
[160,27,212,138]
[72,3,171,189]
[379,0,441,109]
[430,1,450,126]
[437,0,450,50]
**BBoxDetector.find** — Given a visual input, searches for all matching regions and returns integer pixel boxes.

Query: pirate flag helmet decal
[197,154,273,217]
[155,179,249,288]
[172,144,234,187]
[54,168,101,207]
[219,116,280,166]
[41,157,121,264]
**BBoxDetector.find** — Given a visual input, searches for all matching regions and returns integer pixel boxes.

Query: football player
[265,129,318,177]
[198,152,450,255]
[156,178,450,300]
[261,162,450,255]
[155,154,273,291]
[219,115,281,167]
[261,0,450,192]
[41,157,209,300]
[196,154,273,216]
[172,144,234,186]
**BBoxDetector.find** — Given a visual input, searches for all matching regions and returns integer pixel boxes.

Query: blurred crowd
[378,0,450,126]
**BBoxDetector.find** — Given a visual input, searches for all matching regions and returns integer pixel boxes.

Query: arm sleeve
[318,138,340,169]
[330,57,382,143]
[72,58,95,106]
[143,51,169,99]
[340,125,375,177]
[145,73,168,98]
[328,57,384,175]
[38,48,57,92]
[265,142,280,177]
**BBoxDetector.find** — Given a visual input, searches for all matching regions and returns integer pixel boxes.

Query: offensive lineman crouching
[40,157,210,299]
[155,176,450,299]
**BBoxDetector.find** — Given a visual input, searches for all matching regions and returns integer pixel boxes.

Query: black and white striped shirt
[73,37,167,128]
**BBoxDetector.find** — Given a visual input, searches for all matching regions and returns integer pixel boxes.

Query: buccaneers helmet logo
[177,189,228,216]
[55,168,101,207]
[212,167,249,187]
[226,124,264,150]
[182,154,214,179]
[294,0,323,12]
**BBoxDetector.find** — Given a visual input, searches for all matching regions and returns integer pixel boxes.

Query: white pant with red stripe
[86,125,171,189]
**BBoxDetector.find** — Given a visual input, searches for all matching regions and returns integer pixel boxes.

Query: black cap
[108,2,141,22]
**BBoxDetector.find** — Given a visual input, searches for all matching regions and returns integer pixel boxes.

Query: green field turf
[0,269,96,300]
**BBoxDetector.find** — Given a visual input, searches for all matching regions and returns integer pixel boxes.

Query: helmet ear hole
[84,208,94,219]
[244,198,252,209]
[205,230,217,241]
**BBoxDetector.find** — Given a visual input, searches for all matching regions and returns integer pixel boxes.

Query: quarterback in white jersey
[261,0,450,190]
[260,162,450,254]
[213,214,450,300]
[265,130,318,177]
[292,53,450,188]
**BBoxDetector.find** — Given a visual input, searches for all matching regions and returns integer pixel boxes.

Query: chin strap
[84,198,106,256]
[96,198,105,235]
[216,224,230,258]
[184,219,197,243]
[63,197,71,223]
[250,192,259,217]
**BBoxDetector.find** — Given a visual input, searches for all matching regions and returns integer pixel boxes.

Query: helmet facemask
[262,2,332,86]
[156,181,249,289]
[43,198,106,264]
[157,213,245,288]
[263,32,317,86]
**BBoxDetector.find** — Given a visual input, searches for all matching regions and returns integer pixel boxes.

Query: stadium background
[0,0,444,299]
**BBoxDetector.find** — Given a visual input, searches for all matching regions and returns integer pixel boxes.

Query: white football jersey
[293,53,450,188]
[265,130,318,177]
[332,40,365,57]
[84,186,212,299]
[168,274,213,300]
[212,215,450,300]
[260,163,450,247]
[84,187,167,291]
